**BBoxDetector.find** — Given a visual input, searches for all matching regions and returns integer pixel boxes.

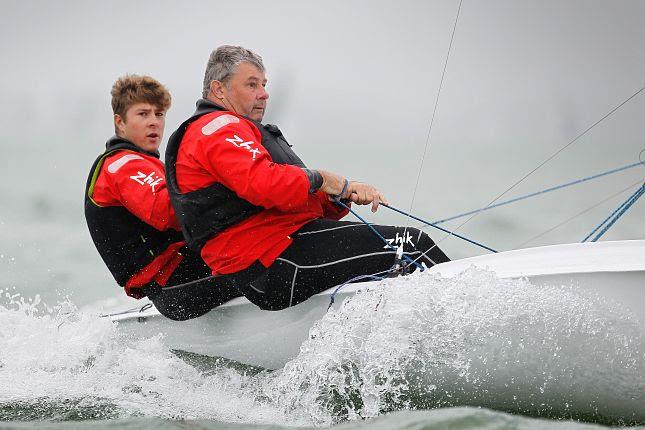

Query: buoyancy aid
[165,99,308,252]
[84,136,183,286]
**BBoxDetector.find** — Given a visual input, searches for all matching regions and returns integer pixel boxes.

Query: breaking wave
[0,268,643,426]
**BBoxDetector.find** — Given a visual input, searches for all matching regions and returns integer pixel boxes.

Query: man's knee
[152,298,212,321]
[398,227,431,252]
[410,228,450,264]
[236,278,292,311]
[241,289,291,311]
[256,300,291,311]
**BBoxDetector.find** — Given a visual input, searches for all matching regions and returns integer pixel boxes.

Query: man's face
[114,103,166,152]
[217,62,269,121]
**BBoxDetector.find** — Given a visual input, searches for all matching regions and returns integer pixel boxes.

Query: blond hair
[111,74,171,118]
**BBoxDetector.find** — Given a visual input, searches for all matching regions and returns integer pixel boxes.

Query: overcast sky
[2,0,643,142]
[1,0,643,258]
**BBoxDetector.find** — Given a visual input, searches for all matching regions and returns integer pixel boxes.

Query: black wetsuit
[216,220,448,311]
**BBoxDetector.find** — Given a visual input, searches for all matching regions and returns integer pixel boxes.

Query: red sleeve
[315,190,350,220]
[93,151,180,231]
[199,119,311,211]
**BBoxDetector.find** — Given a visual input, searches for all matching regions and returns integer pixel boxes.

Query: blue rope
[326,162,643,309]
[581,185,642,242]
[585,183,645,242]
[332,179,350,201]
[431,161,643,225]
[334,200,424,270]
[382,203,498,253]
[326,181,424,310]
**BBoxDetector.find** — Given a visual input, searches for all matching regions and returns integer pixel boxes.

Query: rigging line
[430,160,644,225]
[412,84,645,256]
[589,183,645,242]
[335,200,424,270]
[401,199,490,266]
[581,183,643,242]
[403,0,463,233]
[464,85,645,223]
[407,212,479,266]
[515,179,644,248]
[382,203,497,252]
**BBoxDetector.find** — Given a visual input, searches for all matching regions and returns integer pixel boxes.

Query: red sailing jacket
[175,111,347,275]
[92,149,185,295]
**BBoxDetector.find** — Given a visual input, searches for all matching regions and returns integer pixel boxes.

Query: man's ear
[114,114,125,136]
[210,80,225,100]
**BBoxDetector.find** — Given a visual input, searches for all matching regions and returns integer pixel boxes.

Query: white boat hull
[106,240,645,370]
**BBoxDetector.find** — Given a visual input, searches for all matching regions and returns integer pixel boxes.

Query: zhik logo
[130,171,163,192]
[226,134,261,160]
[383,231,414,249]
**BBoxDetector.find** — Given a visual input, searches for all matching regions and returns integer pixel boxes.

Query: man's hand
[318,170,347,196]
[318,170,387,212]
[346,181,388,212]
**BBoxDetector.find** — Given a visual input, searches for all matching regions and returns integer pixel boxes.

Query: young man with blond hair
[85,74,239,320]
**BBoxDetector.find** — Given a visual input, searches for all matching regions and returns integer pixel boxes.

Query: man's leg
[146,248,242,321]
[235,219,449,310]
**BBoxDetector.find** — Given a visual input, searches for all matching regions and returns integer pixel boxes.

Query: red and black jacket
[84,137,183,287]
[165,99,311,252]
[165,99,347,275]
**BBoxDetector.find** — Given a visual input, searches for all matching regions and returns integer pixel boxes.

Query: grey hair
[202,45,265,98]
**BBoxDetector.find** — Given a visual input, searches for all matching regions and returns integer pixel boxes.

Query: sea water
[0,269,643,429]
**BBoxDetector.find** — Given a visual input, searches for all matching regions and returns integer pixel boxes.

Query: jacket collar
[105,135,160,159]
[194,98,227,117]
[193,99,263,129]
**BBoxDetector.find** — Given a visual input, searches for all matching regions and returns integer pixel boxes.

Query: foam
[0,269,643,426]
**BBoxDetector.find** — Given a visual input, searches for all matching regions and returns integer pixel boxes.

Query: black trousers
[227,219,450,311]
[142,248,241,321]
[145,220,449,319]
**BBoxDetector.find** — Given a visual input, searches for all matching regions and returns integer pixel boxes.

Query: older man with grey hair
[165,45,449,310]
